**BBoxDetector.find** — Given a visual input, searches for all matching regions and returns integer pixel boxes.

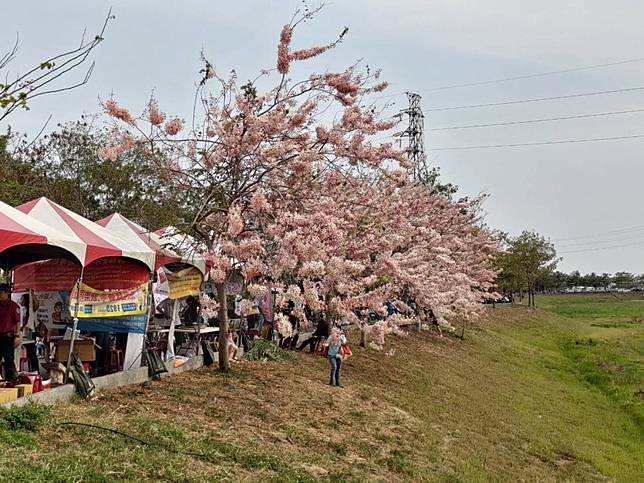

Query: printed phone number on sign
[83,302,139,314]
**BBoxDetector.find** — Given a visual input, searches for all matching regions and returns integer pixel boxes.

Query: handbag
[341,344,352,357]
[315,342,328,357]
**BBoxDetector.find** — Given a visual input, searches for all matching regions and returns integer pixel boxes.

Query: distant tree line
[536,270,643,293]
[495,230,642,309]
[1,121,195,230]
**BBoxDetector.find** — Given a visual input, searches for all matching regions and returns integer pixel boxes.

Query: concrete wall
[3,355,207,408]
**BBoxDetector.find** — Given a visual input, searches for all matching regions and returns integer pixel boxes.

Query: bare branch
[0,9,113,124]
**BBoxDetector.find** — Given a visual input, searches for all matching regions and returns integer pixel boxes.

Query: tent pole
[195,292,202,357]
[64,265,84,384]
[167,300,178,361]
[140,276,154,362]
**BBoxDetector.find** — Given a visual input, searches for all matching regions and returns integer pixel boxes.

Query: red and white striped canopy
[17,198,155,271]
[96,213,181,270]
[0,200,86,268]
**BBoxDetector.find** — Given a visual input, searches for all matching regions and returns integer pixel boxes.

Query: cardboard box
[55,338,96,363]
[15,384,32,398]
[42,362,66,385]
[0,388,18,404]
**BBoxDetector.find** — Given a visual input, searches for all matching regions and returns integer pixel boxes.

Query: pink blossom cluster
[274,313,293,338]
[97,133,135,161]
[164,118,184,136]
[246,283,267,299]
[145,99,166,126]
[199,294,220,320]
[250,191,270,212]
[238,299,256,317]
[277,25,293,74]
[105,99,137,126]
[226,206,244,238]
[209,255,232,284]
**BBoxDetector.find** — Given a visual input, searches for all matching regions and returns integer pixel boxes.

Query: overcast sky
[2,0,644,274]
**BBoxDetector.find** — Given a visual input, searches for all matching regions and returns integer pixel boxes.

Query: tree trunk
[216,282,229,372]
[460,318,466,340]
[360,326,367,348]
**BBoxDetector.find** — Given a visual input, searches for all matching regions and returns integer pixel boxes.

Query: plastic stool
[104,349,124,373]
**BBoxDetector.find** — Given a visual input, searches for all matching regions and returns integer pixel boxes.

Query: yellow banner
[167,267,202,300]
[70,283,148,318]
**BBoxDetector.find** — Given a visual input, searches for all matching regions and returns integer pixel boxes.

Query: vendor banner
[77,314,147,334]
[164,266,202,300]
[70,283,148,318]
[13,257,150,292]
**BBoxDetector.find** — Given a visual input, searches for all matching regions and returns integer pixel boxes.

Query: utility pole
[396,92,428,334]
[394,92,429,181]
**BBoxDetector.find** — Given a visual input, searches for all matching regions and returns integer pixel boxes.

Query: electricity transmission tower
[394,92,430,181]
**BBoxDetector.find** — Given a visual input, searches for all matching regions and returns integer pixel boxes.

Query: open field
[534,293,644,322]
[0,295,642,482]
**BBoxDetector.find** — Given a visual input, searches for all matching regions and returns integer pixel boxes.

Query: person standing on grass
[426,308,443,337]
[259,284,275,340]
[325,328,345,387]
[0,284,20,382]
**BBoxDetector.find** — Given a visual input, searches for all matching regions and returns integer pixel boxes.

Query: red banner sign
[13,257,150,292]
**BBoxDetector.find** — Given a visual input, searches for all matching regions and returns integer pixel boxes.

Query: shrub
[0,403,50,432]
[244,339,297,362]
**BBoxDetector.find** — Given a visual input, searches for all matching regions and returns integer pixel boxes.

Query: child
[227,332,239,361]
[35,337,45,358]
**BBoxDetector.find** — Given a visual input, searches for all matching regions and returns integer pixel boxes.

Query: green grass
[0,295,642,481]
[534,293,644,320]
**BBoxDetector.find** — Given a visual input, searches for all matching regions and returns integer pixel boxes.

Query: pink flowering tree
[101,7,406,370]
[265,169,499,349]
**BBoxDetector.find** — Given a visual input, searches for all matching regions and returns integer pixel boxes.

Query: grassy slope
[0,296,642,482]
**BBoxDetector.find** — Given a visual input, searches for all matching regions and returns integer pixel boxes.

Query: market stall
[15,198,155,380]
[0,201,89,400]
[150,226,211,361]
[96,213,202,367]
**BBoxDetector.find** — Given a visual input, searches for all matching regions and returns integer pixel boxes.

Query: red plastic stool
[104,349,124,373]
[19,356,29,372]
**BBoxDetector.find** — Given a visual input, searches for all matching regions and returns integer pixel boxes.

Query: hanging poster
[12,291,71,330]
[165,267,202,300]
[70,283,148,318]
[153,267,170,304]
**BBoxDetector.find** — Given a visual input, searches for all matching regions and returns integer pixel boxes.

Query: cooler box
[0,388,18,404]
[15,384,33,398]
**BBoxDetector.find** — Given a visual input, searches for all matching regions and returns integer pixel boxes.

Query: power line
[427,107,644,131]
[416,56,644,93]
[552,224,644,242]
[426,85,644,112]
[429,133,644,151]
[559,240,644,254]
[557,234,644,248]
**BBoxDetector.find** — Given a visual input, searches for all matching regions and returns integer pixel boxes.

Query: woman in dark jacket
[297,315,330,353]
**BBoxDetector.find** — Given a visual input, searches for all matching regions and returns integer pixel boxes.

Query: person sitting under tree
[297,314,330,353]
